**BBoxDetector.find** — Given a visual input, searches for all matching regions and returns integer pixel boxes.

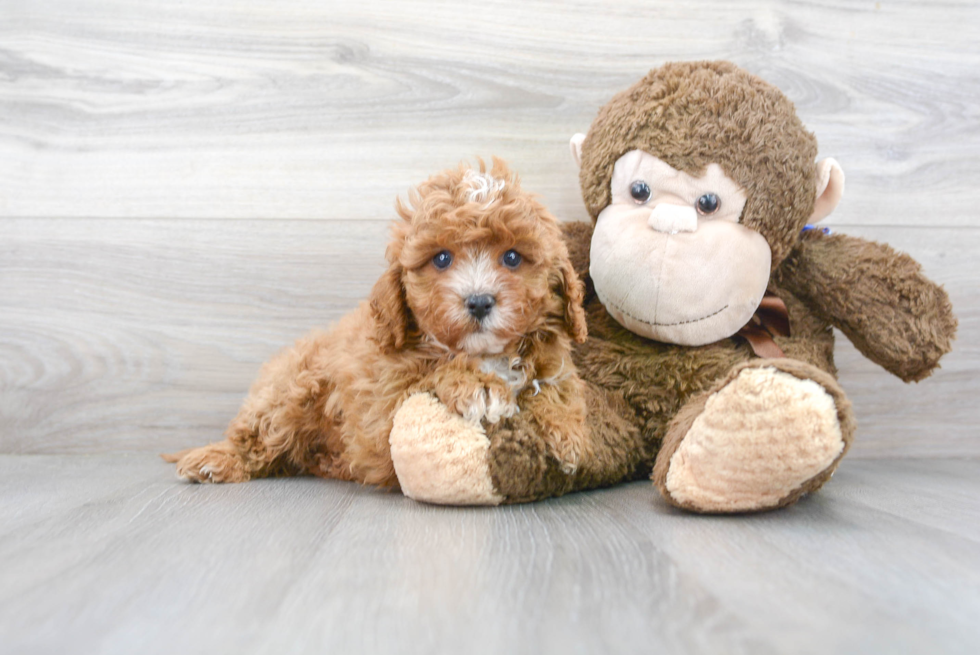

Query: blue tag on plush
[801,224,832,235]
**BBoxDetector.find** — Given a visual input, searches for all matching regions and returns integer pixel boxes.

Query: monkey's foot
[164,442,251,484]
[652,359,855,513]
[390,393,504,506]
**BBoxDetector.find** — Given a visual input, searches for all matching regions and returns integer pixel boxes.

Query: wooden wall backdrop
[1,0,978,457]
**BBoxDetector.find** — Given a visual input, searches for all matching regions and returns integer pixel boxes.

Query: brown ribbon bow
[736,293,790,359]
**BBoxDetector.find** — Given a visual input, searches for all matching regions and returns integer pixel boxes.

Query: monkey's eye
[432,250,453,270]
[501,249,522,269]
[696,193,720,215]
[630,180,651,204]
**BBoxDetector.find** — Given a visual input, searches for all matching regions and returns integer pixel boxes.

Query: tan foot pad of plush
[390,393,503,506]
[665,367,844,513]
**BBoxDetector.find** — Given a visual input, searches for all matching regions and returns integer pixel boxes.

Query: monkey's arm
[775,231,957,382]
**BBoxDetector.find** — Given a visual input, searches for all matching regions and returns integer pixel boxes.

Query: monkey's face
[589,150,772,346]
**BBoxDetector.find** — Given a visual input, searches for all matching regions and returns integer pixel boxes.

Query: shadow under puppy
[164,159,590,492]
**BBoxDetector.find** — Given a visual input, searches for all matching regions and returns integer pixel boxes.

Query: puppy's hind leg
[164,333,333,484]
[164,392,317,484]
[162,441,253,483]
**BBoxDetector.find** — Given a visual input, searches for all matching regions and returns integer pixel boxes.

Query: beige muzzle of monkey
[647,202,698,234]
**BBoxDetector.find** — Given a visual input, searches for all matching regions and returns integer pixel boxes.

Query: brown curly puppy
[164,159,589,488]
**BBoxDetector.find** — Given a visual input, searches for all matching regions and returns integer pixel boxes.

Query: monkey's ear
[810,158,845,223]
[569,133,587,169]
[554,253,589,344]
[369,262,409,352]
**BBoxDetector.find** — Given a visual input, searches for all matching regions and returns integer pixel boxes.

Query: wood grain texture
[1,0,979,225]
[2,5,978,654]
[1,1,976,455]
[0,454,978,655]
[1,219,974,457]
[0,218,388,453]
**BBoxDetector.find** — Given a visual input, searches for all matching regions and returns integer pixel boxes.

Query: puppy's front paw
[458,382,518,425]
[484,384,519,424]
[435,373,518,425]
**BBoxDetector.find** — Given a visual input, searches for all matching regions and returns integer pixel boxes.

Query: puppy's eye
[432,250,453,270]
[630,180,651,204]
[501,250,522,269]
[696,193,720,215]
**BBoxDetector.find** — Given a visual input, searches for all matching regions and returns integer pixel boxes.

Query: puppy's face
[373,160,586,356]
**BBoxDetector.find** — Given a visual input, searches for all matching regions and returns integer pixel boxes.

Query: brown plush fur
[486,380,649,503]
[164,159,590,488]
[579,60,819,266]
[776,229,957,382]
[476,61,956,511]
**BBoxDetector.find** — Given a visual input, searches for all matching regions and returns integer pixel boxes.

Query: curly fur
[164,159,590,489]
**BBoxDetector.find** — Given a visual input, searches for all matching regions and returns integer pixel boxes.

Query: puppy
[164,159,590,488]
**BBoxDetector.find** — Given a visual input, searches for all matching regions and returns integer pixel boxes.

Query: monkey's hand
[777,230,956,382]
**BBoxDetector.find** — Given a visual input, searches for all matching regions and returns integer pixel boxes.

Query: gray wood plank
[1,0,978,225]
[0,454,977,655]
[0,218,389,453]
[1,219,974,457]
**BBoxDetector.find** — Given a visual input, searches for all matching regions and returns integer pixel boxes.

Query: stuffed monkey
[388,61,956,513]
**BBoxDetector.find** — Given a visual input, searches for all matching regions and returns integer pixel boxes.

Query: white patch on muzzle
[447,251,501,301]
[448,250,514,355]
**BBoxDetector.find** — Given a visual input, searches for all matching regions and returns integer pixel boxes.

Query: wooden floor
[1,0,978,459]
[2,1,980,653]
[1,455,978,655]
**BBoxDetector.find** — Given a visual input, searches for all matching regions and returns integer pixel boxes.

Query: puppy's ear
[553,250,589,344]
[369,261,409,352]
[370,220,412,352]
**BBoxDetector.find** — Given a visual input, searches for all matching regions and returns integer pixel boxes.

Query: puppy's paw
[166,443,250,484]
[456,382,518,425]
[484,384,519,424]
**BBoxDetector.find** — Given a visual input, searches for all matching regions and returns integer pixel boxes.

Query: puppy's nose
[466,294,496,321]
